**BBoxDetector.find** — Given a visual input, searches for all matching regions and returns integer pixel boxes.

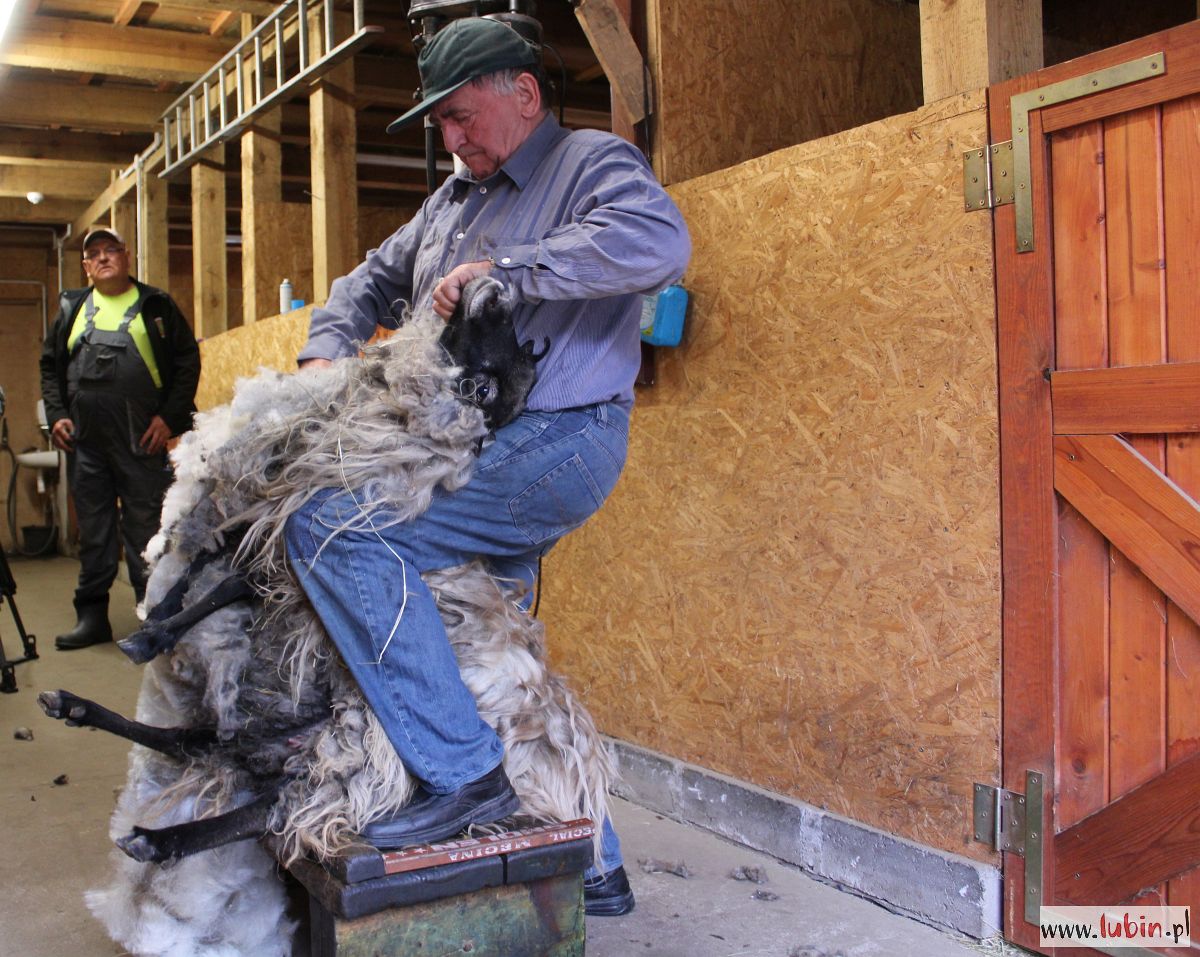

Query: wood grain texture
[1103,106,1167,808]
[1050,121,1110,831]
[542,91,1000,861]
[1162,90,1200,924]
[1054,434,1200,637]
[1054,751,1200,904]
[1052,362,1200,434]
[646,0,922,184]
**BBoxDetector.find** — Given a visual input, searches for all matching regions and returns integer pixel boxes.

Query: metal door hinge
[973,770,1045,923]
[972,777,1026,851]
[963,141,1015,212]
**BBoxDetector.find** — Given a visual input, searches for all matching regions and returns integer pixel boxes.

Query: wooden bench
[282,819,596,956]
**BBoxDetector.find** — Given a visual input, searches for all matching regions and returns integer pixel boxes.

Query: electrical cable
[542,41,567,127]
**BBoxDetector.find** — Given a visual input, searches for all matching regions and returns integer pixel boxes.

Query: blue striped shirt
[299,115,691,411]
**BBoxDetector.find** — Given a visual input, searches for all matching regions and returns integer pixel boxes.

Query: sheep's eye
[476,384,491,402]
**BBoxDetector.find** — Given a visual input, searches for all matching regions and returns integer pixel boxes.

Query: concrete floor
[1,554,1013,957]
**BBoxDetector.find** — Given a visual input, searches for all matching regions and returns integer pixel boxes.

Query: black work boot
[584,865,636,916]
[55,601,113,650]
[361,764,520,849]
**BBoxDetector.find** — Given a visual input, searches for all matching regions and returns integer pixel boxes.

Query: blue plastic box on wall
[640,283,687,346]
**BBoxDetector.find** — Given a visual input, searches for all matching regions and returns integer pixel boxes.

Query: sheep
[39,277,613,957]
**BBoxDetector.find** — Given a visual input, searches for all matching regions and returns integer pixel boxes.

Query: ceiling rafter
[1,14,235,85]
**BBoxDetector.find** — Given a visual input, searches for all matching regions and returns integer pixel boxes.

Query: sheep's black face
[439,275,548,431]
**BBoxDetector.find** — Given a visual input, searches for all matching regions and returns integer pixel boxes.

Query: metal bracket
[972,770,1045,923]
[963,140,1014,211]
[1010,52,1165,252]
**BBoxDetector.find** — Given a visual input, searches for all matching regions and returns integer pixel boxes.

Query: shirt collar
[450,113,567,196]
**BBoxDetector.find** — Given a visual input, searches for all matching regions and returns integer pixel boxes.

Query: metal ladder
[160,0,382,177]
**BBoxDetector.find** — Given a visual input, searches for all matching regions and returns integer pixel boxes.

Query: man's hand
[298,357,333,371]
[139,415,172,456]
[432,261,493,320]
[50,418,74,452]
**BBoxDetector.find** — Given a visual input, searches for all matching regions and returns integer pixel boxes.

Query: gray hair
[470,65,551,107]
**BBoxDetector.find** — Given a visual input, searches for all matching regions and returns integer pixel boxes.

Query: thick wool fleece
[91,317,612,957]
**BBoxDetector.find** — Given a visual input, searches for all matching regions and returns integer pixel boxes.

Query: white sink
[16,450,59,470]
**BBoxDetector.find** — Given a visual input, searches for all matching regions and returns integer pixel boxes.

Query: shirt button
[479,187,487,194]
[455,232,464,240]
[501,257,511,264]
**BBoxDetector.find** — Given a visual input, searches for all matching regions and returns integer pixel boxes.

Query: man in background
[39,227,199,650]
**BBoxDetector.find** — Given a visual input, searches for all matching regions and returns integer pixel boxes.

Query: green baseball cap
[387,17,538,133]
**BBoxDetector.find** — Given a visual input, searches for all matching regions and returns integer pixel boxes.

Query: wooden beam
[1,16,233,85]
[191,145,228,337]
[0,76,172,134]
[1054,433,1200,629]
[142,167,170,289]
[113,0,143,26]
[573,0,646,125]
[1055,751,1200,904]
[1053,362,1200,434]
[68,143,166,246]
[0,165,113,201]
[919,0,1043,102]
[240,109,282,323]
[156,0,277,15]
[112,198,138,276]
[0,196,88,224]
[210,10,237,36]
[0,129,150,168]
[309,30,357,305]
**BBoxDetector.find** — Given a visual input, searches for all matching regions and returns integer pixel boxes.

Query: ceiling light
[26,191,43,205]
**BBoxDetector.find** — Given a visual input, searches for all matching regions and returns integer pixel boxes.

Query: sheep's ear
[521,337,550,362]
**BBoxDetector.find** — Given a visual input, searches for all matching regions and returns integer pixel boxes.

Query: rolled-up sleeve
[297,206,427,364]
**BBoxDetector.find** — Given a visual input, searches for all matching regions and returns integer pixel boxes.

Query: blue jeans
[284,403,629,877]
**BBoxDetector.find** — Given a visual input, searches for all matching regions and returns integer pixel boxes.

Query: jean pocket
[509,454,606,546]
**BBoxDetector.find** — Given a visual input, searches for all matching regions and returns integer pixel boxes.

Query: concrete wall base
[608,738,1001,941]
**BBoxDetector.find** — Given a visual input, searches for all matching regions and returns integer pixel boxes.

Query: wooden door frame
[993,21,1200,953]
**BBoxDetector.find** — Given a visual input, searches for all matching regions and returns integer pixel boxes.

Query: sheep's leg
[116,791,277,863]
[140,548,225,624]
[38,689,218,759]
[119,572,255,664]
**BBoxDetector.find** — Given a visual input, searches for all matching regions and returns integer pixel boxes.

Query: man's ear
[515,71,542,119]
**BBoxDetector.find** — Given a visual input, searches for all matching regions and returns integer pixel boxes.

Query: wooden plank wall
[541,91,1001,860]
[646,0,923,184]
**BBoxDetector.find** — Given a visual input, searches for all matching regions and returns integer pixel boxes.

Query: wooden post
[112,197,137,275]
[241,113,282,322]
[191,144,227,338]
[141,165,170,290]
[309,13,357,305]
[919,0,1042,102]
[240,13,282,324]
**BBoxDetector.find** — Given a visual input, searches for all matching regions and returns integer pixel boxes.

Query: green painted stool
[285,819,596,957]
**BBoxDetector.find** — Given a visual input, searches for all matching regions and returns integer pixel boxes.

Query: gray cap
[82,226,126,249]
[387,17,538,133]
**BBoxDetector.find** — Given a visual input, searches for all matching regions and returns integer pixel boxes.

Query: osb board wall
[194,308,310,412]
[540,90,1002,861]
[193,204,418,411]
[647,0,922,185]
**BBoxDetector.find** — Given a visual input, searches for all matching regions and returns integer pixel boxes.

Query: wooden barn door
[995,21,1200,955]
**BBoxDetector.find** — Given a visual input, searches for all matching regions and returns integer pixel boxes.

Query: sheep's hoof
[116,830,166,863]
[37,690,88,725]
[116,631,158,665]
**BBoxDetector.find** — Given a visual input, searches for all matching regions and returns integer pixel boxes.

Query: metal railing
[160,0,381,177]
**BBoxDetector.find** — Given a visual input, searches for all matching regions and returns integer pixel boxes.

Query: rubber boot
[55,601,113,650]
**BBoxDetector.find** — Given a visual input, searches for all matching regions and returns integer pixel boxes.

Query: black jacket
[39,280,201,437]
